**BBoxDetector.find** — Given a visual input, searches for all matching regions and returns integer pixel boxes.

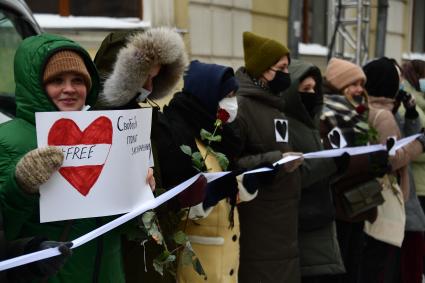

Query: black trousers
[358,235,401,283]
[303,220,365,283]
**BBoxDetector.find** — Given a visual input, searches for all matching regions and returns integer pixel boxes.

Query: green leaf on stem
[181,247,193,265]
[191,151,204,171]
[173,231,189,245]
[180,145,192,156]
[214,152,229,171]
[142,211,163,245]
[153,250,176,276]
[211,134,222,142]
[181,242,206,276]
[200,129,212,141]
[200,129,221,142]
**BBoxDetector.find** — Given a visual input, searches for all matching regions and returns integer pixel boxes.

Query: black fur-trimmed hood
[95,27,188,108]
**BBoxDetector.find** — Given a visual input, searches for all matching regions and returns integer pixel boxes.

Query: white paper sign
[35,108,154,222]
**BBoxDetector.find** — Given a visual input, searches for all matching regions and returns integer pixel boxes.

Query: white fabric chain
[0,134,420,271]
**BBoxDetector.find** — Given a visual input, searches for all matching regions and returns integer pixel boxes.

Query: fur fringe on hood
[97,27,188,107]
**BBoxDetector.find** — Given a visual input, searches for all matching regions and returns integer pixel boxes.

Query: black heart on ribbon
[329,129,341,148]
[276,120,287,141]
[386,137,395,152]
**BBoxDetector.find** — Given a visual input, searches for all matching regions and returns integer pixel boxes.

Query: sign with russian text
[35,108,153,222]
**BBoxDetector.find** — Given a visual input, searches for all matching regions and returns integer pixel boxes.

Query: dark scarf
[321,94,369,146]
[163,92,242,226]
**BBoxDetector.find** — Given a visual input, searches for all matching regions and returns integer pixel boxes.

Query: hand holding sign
[282,152,303,172]
[15,146,64,194]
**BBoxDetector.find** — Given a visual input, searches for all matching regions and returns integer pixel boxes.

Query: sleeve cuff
[237,174,258,202]
[188,202,213,220]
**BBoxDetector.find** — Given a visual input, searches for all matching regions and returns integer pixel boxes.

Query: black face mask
[299,92,318,117]
[268,71,291,94]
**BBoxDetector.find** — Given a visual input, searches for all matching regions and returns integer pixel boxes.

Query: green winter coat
[0,34,125,283]
[283,60,345,276]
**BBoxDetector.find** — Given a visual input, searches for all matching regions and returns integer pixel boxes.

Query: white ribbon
[0,134,421,271]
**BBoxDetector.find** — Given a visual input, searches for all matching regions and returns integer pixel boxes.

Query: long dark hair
[402,60,425,92]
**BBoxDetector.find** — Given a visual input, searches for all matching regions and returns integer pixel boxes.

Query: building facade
[26,0,425,69]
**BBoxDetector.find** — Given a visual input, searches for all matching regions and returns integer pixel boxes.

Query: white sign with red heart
[35,108,153,222]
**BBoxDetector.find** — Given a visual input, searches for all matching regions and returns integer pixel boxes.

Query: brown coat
[368,96,423,200]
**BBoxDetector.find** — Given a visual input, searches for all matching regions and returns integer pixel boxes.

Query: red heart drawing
[48,116,113,196]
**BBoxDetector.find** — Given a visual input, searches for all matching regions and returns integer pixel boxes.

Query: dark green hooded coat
[283,60,345,276]
[0,34,125,283]
[235,67,301,283]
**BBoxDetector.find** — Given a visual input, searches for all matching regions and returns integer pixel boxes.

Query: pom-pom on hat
[243,31,290,78]
[43,50,92,90]
[325,58,366,91]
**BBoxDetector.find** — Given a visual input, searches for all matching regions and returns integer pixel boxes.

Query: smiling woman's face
[45,72,87,111]
[343,79,364,98]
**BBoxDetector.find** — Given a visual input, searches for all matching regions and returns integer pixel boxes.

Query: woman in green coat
[0,34,125,283]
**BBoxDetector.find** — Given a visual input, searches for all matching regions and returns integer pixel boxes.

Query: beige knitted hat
[43,50,92,90]
[325,58,366,91]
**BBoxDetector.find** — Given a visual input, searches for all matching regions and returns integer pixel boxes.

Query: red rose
[217,108,230,123]
[355,104,367,115]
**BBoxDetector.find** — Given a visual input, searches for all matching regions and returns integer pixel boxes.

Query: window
[26,0,143,18]
[0,3,39,121]
[0,10,23,97]
[301,0,328,45]
[412,0,425,52]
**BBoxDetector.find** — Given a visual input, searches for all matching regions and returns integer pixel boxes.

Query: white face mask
[218,96,238,123]
[137,88,151,102]
[419,79,425,93]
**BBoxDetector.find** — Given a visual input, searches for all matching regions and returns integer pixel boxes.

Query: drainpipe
[288,0,302,58]
[59,0,70,16]
[375,0,389,58]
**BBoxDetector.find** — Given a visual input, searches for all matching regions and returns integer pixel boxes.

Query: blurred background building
[1,0,424,117]
[24,0,425,70]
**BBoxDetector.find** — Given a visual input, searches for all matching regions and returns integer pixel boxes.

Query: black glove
[368,150,391,177]
[333,152,350,175]
[396,90,418,119]
[33,241,73,277]
[242,163,277,194]
[203,173,238,209]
